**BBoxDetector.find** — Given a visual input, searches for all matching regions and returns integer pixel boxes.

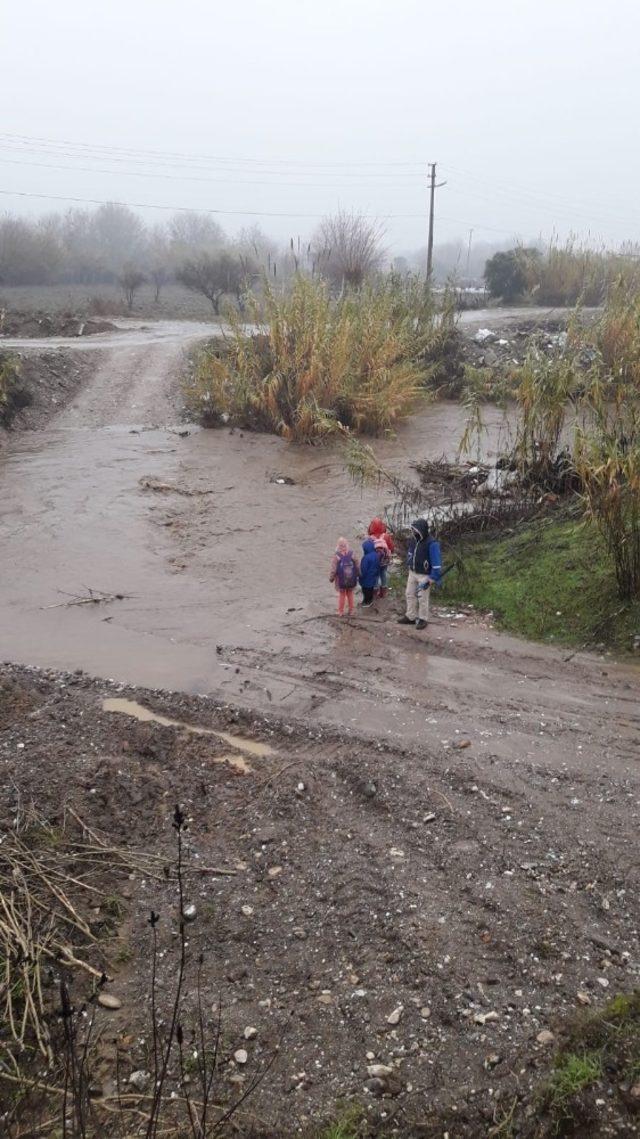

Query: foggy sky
[3,0,640,252]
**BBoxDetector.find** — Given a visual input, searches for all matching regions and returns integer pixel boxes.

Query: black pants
[361,586,375,604]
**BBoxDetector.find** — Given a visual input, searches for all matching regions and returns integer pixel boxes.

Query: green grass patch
[440,509,640,652]
[317,1105,367,1139]
[545,1051,602,1111]
[533,992,640,1134]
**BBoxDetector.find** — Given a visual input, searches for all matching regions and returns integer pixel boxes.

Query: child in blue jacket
[359,538,381,607]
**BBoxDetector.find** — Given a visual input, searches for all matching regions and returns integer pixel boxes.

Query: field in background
[0,281,217,321]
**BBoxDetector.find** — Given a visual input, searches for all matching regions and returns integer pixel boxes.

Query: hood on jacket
[362,538,376,554]
[411,518,430,540]
[368,517,386,537]
[336,537,350,555]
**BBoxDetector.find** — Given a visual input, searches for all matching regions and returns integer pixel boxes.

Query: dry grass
[185,275,440,441]
[533,239,640,306]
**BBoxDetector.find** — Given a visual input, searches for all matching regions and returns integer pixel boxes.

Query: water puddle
[102,697,275,773]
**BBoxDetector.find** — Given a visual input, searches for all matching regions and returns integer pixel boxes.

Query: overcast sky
[3,0,640,252]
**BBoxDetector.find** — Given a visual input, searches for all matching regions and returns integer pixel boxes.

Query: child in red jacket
[329,538,360,616]
[367,518,394,597]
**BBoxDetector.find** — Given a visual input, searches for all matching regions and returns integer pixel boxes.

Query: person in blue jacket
[398,518,442,630]
[359,538,381,607]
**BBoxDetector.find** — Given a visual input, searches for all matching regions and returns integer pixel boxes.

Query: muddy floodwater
[0,321,505,688]
[1,320,637,776]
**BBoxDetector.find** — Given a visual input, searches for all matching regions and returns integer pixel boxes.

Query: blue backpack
[336,552,358,590]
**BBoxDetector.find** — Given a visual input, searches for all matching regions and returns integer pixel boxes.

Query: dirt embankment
[0,348,103,435]
[2,665,640,1138]
[0,308,118,339]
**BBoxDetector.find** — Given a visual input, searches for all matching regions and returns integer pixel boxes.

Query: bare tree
[313,211,385,289]
[118,265,146,310]
[149,265,169,303]
[176,252,251,314]
[92,203,144,278]
[168,211,226,264]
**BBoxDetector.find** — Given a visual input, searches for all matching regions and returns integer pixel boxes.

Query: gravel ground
[1,664,638,1137]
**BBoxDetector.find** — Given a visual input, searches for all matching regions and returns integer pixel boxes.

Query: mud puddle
[102,696,275,772]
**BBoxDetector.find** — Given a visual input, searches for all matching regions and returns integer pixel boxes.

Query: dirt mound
[1,663,638,1137]
[0,347,101,433]
[0,307,117,338]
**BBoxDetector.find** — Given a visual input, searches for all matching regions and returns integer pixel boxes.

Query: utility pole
[466,227,474,278]
[426,162,446,281]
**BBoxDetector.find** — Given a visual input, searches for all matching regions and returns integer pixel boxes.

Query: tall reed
[185,275,441,441]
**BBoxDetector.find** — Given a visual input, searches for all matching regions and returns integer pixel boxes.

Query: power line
[0,186,418,220]
[0,140,423,182]
[0,154,428,191]
[0,131,426,171]
[0,185,520,233]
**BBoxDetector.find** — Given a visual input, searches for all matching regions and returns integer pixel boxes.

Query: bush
[484,240,640,307]
[484,247,540,301]
[185,275,441,441]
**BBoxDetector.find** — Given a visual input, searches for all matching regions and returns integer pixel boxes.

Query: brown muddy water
[2,319,637,778]
[0,395,507,694]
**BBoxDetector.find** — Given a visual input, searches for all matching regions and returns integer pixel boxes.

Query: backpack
[336,552,358,590]
[373,536,391,568]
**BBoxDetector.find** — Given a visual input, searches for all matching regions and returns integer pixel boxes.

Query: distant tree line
[0,204,396,310]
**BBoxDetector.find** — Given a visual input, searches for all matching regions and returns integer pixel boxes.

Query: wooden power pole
[426,162,446,281]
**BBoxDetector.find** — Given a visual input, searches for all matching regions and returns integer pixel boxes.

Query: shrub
[484,247,540,301]
[573,291,640,598]
[185,275,440,441]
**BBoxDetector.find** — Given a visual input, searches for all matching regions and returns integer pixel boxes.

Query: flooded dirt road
[0,320,637,790]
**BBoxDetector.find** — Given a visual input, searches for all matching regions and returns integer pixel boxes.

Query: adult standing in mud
[398,518,442,630]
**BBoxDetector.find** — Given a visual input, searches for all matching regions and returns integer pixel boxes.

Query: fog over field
[3,0,640,254]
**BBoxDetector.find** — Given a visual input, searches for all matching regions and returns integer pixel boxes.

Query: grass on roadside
[317,1105,368,1139]
[534,992,640,1135]
[440,508,640,653]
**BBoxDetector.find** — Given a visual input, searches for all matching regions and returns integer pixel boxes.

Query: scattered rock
[234,1049,248,1065]
[577,991,592,1006]
[386,1005,404,1026]
[474,1011,499,1026]
[452,738,472,750]
[182,903,197,922]
[244,1026,257,1040]
[241,904,254,916]
[367,1064,394,1079]
[420,1006,432,1019]
[128,1070,151,1092]
[536,1030,555,1045]
[98,993,122,1010]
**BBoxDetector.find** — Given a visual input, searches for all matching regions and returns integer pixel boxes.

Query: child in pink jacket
[329,538,360,616]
